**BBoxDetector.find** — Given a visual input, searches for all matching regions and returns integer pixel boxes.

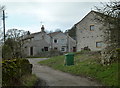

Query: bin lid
[65,53,74,56]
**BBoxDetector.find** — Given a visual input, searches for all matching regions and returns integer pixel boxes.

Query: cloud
[1,0,110,2]
[6,25,41,33]
[1,2,104,32]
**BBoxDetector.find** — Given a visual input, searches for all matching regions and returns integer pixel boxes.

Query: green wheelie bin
[65,53,74,66]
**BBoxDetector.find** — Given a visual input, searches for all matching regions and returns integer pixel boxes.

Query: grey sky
[0,0,109,33]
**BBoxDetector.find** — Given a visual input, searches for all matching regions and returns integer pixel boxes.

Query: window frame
[61,47,65,51]
[54,47,58,50]
[54,39,58,43]
[96,41,102,48]
[90,25,95,31]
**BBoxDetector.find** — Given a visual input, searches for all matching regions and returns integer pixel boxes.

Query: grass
[26,56,47,58]
[39,52,119,86]
[20,74,38,86]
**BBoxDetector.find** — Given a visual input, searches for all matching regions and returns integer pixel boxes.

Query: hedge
[2,58,32,86]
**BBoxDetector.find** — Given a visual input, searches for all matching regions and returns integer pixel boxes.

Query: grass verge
[20,74,38,86]
[39,53,119,86]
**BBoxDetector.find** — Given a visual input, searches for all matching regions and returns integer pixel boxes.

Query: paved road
[28,58,102,86]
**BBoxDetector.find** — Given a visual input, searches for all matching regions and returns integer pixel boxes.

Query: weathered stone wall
[52,32,76,52]
[23,31,76,57]
[76,11,108,51]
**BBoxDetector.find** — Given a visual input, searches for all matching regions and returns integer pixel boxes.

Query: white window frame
[61,46,66,52]
[54,39,58,43]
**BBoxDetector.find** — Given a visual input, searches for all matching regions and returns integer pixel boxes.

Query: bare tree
[95,1,120,65]
[2,29,27,59]
[0,5,4,45]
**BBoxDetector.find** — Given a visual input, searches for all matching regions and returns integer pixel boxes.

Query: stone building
[48,31,76,52]
[22,25,76,57]
[75,10,110,51]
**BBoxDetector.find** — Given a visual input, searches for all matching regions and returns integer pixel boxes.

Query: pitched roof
[22,32,42,40]
[75,10,98,26]
[75,10,118,26]
[48,31,62,37]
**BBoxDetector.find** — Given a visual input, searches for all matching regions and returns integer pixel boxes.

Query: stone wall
[76,11,108,51]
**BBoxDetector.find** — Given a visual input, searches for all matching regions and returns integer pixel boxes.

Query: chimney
[41,25,45,32]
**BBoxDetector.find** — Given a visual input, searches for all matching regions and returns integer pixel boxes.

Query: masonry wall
[76,11,108,51]
[51,32,76,52]
[23,32,50,56]
[52,33,66,51]
[23,31,76,57]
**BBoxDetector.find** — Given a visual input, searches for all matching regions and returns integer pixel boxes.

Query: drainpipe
[67,31,69,52]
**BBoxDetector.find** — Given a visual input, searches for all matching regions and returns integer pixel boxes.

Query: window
[54,47,58,50]
[90,25,94,31]
[61,46,66,52]
[54,39,58,43]
[44,47,48,51]
[61,39,65,44]
[61,47,65,51]
[96,42,102,48]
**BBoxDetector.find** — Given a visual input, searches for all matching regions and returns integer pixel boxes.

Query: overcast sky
[0,0,110,33]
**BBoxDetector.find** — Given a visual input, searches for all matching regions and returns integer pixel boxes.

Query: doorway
[30,47,33,56]
[73,47,76,52]
[44,47,48,51]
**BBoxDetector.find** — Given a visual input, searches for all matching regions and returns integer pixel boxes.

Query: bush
[2,45,13,60]
[2,58,32,86]
[101,48,119,65]
[20,74,38,86]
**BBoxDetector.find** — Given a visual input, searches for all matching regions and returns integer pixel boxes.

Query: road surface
[28,58,102,86]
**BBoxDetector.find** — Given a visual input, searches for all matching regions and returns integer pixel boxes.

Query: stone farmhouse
[22,25,76,57]
[75,10,110,51]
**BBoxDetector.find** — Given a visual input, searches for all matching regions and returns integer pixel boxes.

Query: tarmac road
[28,58,102,86]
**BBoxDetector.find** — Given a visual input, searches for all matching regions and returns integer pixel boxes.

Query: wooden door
[30,47,33,56]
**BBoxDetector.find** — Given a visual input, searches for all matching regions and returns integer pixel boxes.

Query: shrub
[101,48,119,65]
[2,58,32,86]
[20,74,38,86]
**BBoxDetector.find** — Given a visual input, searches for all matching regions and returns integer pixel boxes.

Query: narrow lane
[28,58,102,86]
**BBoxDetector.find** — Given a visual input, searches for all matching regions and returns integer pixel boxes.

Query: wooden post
[3,10,5,42]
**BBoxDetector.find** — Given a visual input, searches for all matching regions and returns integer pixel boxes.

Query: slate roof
[22,32,44,40]
[75,10,118,26]
[48,31,62,37]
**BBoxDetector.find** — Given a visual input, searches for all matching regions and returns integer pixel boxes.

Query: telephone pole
[3,10,5,42]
